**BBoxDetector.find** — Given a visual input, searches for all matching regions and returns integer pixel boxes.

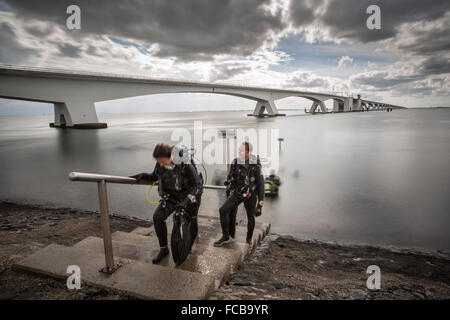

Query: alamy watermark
[66,265,81,290]
[66,5,81,30]
[366,5,381,30]
[170,121,280,175]
[366,265,381,290]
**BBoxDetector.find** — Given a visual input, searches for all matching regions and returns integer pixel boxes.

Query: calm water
[1,108,449,252]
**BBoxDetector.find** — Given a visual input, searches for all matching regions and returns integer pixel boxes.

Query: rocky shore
[212,235,450,300]
[1,201,449,300]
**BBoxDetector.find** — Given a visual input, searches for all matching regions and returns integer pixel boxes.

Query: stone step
[128,226,261,255]
[198,215,271,234]
[75,234,243,286]
[132,216,269,237]
[114,231,246,275]
[13,243,215,300]
[131,217,269,250]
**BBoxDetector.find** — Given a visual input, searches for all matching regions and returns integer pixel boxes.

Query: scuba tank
[169,145,204,265]
[170,208,193,266]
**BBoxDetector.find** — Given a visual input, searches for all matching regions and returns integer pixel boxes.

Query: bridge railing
[68,171,225,273]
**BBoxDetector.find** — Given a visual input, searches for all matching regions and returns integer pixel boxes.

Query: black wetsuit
[137,163,203,248]
[220,156,264,240]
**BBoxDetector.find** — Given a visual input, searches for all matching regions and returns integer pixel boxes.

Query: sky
[0,0,449,115]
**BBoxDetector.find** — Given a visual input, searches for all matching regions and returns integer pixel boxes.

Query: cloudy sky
[0,0,449,115]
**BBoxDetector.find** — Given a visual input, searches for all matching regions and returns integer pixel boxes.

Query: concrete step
[132,216,269,237]
[128,226,261,255]
[112,228,254,263]
[131,217,269,250]
[13,213,270,300]
[198,215,271,234]
[13,243,215,300]
[76,234,243,286]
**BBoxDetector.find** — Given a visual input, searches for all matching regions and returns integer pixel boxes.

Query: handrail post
[97,179,121,273]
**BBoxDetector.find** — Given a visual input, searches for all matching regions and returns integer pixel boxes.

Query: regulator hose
[146,181,160,204]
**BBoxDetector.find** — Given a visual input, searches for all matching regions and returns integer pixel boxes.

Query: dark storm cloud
[286,72,329,88]
[394,18,450,56]
[2,0,286,61]
[288,0,324,27]
[351,55,450,90]
[394,86,433,96]
[86,45,103,57]
[351,71,417,89]
[24,24,54,38]
[316,0,450,42]
[418,56,450,76]
[288,0,450,93]
[209,63,253,82]
[0,21,38,63]
[56,42,81,58]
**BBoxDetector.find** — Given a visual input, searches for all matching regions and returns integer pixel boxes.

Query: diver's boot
[152,247,169,264]
[213,235,232,247]
[246,237,253,250]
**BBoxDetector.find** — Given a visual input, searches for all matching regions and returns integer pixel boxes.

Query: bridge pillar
[309,101,327,114]
[250,99,284,117]
[50,98,107,129]
[333,100,342,112]
[353,98,361,111]
[333,99,352,112]
[52,103,72,127]
[344,97,353,112]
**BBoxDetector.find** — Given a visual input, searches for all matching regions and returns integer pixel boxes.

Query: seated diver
[214,142,264,247]
[130,143,203,264]
[264,171,281,196]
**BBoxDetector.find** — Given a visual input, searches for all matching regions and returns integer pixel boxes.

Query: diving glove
[255,200,264,217]
[129,173,148,183]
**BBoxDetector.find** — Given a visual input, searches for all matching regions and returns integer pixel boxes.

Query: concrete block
[74,235,241,286]
[13,243,215,300]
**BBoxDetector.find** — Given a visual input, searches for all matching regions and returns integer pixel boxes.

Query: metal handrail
[68,172,227,189]
[68,171,225,273]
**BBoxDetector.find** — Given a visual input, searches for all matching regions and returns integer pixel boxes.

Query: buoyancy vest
[229,155,260,199]
[155,162,203,202]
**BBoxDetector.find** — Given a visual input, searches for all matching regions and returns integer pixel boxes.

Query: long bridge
[0,64,404,128]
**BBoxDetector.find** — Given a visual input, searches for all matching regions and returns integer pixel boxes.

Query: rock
[425,288,435,297]
[412,291,425,299]
[348,288,367,300]
[271,282,286,289]
[85,287,109,297]
[233,281,252,286]
[0,292,16,300]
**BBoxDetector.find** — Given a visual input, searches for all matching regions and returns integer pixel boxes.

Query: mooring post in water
[278,138,284,154]
[96,179,120,273]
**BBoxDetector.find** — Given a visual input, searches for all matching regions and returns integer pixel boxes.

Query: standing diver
[214,142,264,247]
[130,143,203,264]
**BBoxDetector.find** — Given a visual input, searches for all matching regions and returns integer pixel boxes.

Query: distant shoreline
[1,107,448,118]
